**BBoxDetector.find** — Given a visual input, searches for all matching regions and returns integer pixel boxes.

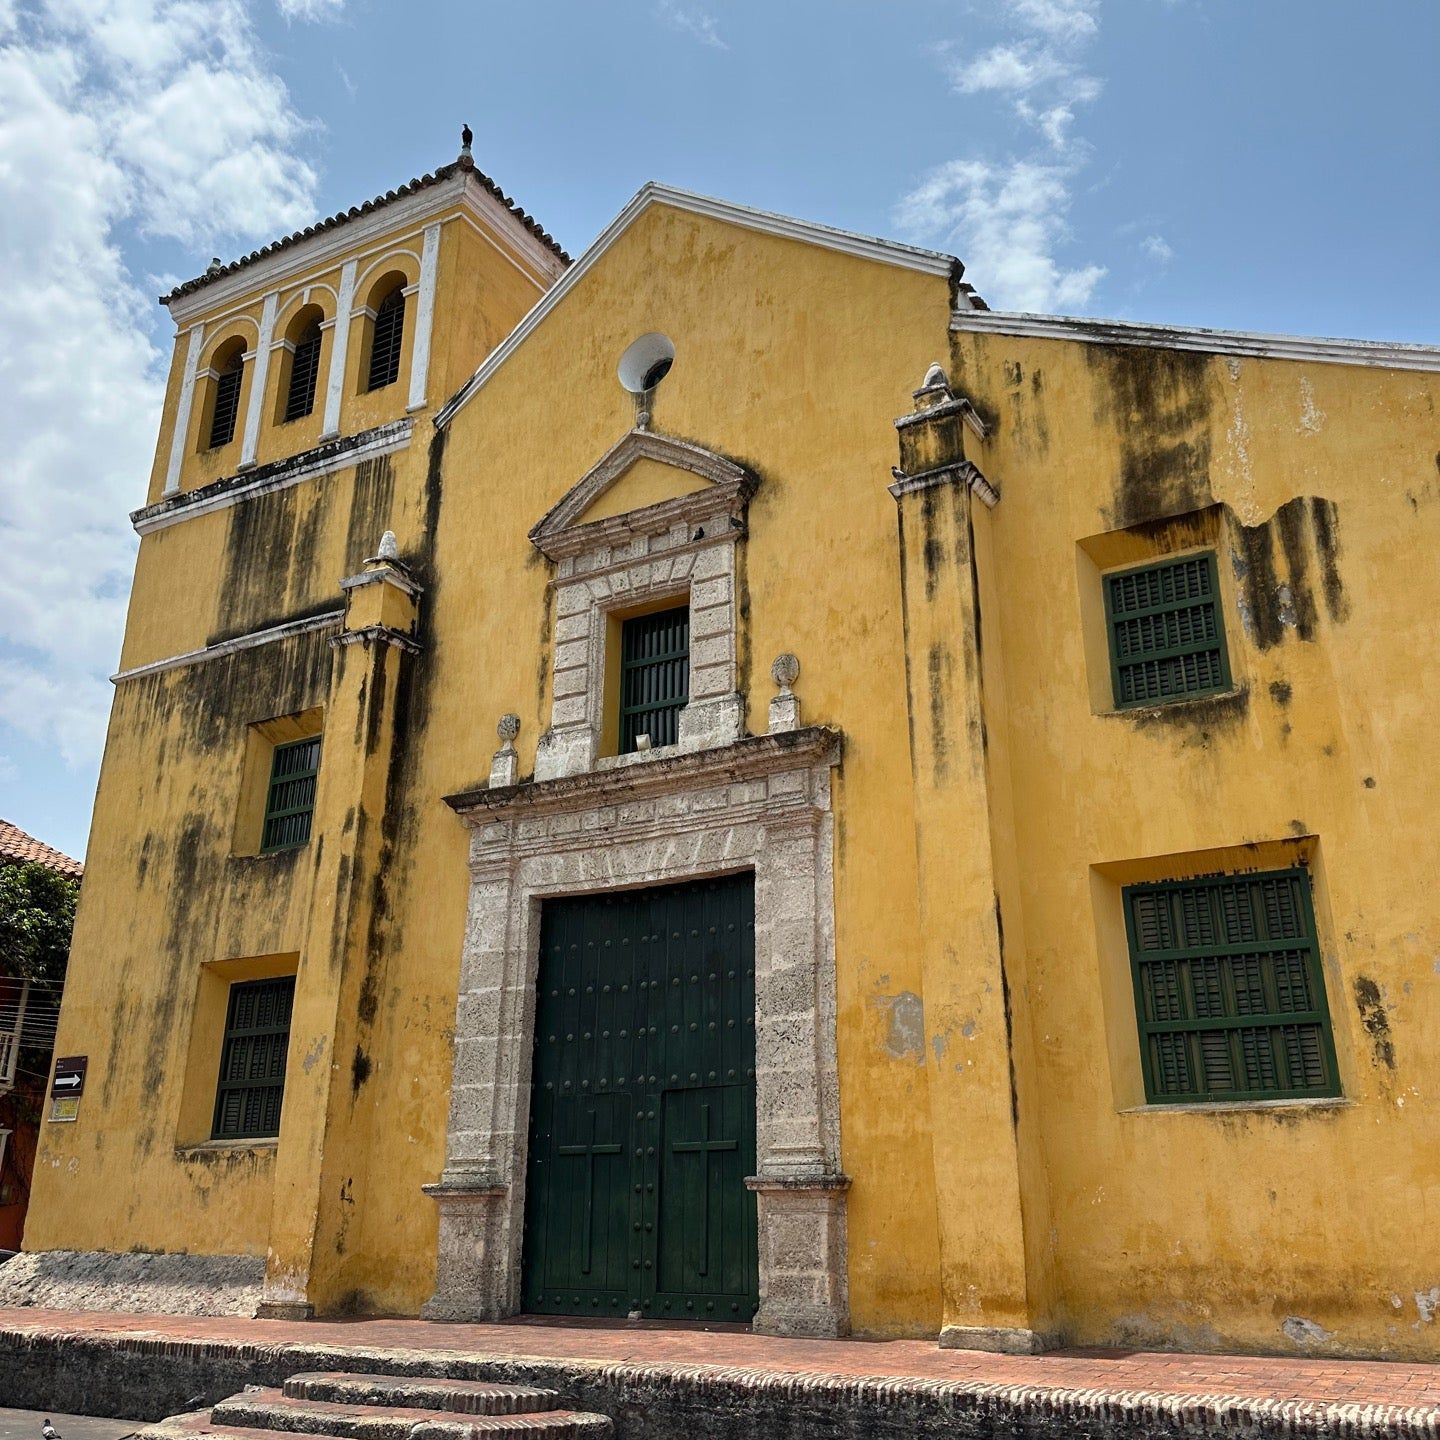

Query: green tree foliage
[0,861,79,988]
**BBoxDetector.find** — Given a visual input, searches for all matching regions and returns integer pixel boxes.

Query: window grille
[261,735,321,853]
[619,606,690,753]
[366,287,405,392]
[284,322,322,421]
[1124,867,1341,1104]
[208,354,244,448]
[212,976,295,1140]
[1104,552,1231,708]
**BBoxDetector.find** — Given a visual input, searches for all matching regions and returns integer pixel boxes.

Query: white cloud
[0,0,323,767]
[898,0,1106,313]
[1141,233,1174,264]
[1007,0,1099,42]
[277,0,343,18]
[947,41,1069,94]
[655,0,727,50]
[896,158,1105,312]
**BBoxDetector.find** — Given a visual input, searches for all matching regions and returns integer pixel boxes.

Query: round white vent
[617,332,675,394]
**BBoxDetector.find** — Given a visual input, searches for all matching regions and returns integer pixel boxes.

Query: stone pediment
[529,429,757,561]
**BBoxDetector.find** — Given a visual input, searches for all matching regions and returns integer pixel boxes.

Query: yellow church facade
[25,142,1440,1359]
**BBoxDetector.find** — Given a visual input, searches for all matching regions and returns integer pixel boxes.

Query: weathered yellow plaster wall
[35,181,1440,1358]
[949,330,1440,1356]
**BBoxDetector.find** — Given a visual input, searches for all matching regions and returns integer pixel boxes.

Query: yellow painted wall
[32,184,1440,1359]
[949,331,1440,1356]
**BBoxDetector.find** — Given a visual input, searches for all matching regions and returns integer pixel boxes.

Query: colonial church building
[23,137,1440,1358]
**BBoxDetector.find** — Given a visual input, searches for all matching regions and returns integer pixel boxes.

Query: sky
[0,0,1436,861]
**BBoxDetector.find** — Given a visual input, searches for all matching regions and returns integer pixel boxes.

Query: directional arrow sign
[51,1055,88,1100]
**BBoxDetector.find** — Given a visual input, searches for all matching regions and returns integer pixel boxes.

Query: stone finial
[768,653,801,734]
[376,530,399,561]
[206,257,223,276]
[490,713,520,788]
[913,362,954,410]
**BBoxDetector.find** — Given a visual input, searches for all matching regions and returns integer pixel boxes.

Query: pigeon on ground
[42,1421,61,1440]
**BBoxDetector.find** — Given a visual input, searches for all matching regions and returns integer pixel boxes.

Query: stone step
[282,1374,562,1418]
[209,1390,612,1440]
[138,1410,302,1440]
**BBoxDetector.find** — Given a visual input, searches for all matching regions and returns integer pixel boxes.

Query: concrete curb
[3,1323,1438,1440]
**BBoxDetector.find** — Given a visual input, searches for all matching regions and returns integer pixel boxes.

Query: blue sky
[0,0,1437,861]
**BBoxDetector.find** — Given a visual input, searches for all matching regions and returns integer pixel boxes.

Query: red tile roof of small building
[0,819,83,878]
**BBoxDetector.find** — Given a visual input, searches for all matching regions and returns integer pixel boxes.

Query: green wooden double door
[521,875,759,1322]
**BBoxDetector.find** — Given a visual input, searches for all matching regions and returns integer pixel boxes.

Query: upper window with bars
[261,735,321,853]
[207,347,245,450]
[366,285,406,393]
[1103,552,1231,709]
[1123,867,1341,1105]
[618,606,690,753]
[283,316,323,422]
[212,975,295,1141]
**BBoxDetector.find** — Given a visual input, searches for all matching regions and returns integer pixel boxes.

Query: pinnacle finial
[376,530,399,561]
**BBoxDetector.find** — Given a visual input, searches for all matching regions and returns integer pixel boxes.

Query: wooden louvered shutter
[1104,552,1231,708]
[261,736,321,852]
[619,606,690,753]
[212,976,296,1140]
[1124,868,1340,1104]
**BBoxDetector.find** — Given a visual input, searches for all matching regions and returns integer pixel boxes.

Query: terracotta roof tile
[0,819,83,878]
[160,157,569,305]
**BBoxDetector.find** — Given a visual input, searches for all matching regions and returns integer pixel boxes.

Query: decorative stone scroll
[424,727,851,1338]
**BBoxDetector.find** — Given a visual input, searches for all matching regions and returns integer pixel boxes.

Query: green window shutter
[619,606,690,754]
[1124,867,1341,1104]
[261,735,321,853]
[1104,552,1231,708]
[212,975,296,1140]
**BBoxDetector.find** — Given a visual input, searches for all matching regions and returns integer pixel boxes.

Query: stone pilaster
[257,533,421,1319]
[890,366,1051,1352]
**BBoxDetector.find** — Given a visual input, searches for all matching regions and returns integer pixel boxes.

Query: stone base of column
[420,1177,513,1321]
[747,1174,850,1338]
[938,1324,1057,1354]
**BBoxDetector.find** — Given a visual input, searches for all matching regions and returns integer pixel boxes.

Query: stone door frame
[424,728,850,1338]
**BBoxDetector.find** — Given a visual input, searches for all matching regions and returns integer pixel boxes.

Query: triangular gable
[435,182,963,430]
[529,429,756,561]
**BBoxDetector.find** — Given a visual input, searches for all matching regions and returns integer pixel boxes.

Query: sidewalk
[1,1307,1437,1439]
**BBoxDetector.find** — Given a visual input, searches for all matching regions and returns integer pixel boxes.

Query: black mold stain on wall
[1088,344,1216,529]
[1352,975,1397,1071]
[1232,497,1348,650]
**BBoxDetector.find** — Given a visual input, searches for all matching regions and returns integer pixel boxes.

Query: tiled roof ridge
[0,818,83,878]
[160,156,569,305]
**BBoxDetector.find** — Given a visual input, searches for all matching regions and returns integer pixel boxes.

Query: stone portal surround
[425,728,850,1338]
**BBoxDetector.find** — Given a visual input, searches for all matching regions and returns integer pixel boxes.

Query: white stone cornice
[132,419,412,536]
[889,460,999,509]
[446,727,842,824]
[111,609,344,683]
[951,307,1440,373]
